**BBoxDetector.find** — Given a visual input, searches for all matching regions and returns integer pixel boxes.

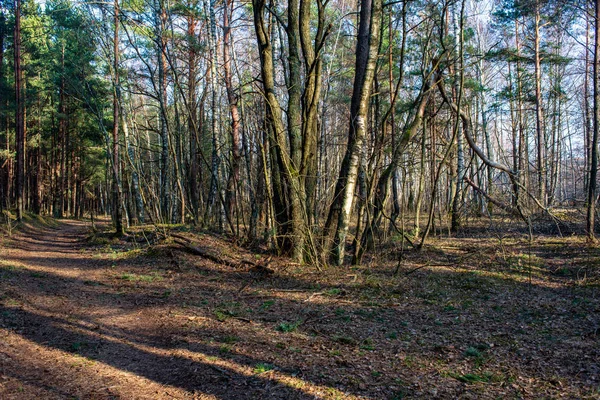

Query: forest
[0,0,599,398]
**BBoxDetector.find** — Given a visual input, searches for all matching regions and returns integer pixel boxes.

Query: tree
[14,0,24,221]
[0,8,7,210]
[252,0,329,262]
[587,0,599,240]
[156,0,170,223]
[0,0,591,265]
[324,0,383,266]
[112,0,123,235]
[223,0,241,231]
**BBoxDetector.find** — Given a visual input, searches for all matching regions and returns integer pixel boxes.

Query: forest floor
[0,218,599,399]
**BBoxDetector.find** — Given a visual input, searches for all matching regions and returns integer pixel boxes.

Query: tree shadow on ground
[0,305,327,399]
[1,221,599,399]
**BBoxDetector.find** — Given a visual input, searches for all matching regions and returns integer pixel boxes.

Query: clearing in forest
[0,219,599,399]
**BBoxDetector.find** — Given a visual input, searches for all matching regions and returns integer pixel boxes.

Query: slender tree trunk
[515,19,527,208]
[156,0,169,222]
[587,0,600,240]
[324,0,383,265]
[534,1,546,206]
[450,0,465,232]
[298,0,327,261]
[112,0,123,235]
[0,10,6,210]
[14,0,24,221]
[187,10,199,224]
[240,94,259,241]
[170,98,186,224]
[223,0,241,233]
[56,44,67,218]
[253,0,290,251]
[32,96,41,215]
[121,98,143,224]
[389,4,407,226]
[204,0,220,227]
[252,0,303,259]
[413,107,427,235]
[508,60,520,207]
[585,11,592,195]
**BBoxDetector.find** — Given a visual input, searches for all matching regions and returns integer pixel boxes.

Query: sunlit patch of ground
[0,220,599,399]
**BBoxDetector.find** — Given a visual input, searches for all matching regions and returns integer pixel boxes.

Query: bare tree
[587,0,599,240]
[324,0,383,266]
[223,0,241,231]
[112,0,124,235]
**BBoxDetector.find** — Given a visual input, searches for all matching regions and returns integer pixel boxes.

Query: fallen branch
[464,177,521,217]
[438,78,565,230]
[171,233,275,274]
[173,237,239,268]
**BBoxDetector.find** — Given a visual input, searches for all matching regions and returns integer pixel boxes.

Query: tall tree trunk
[252,0,304,260]
[503,19,526,210]
[187,9,199,224]
[14,0,24,221]
[508,60,520,207]
[58,45,67,218]
[413,107,428,235]
[389,3,407,226]
[298,0,327,261]
[204,0,220,227]
[253,0,292,252]
[477,30,492,199]
[450,0,465,232]
[112,0,123,235]
[585,10,592,195]
[587,0,600,241]
[534,1,546,206]
[0,10,5,211]
[251,0,330,262]
[121,98,143,224]
[32,97,41,215]
[223,0,241,233]
[284,0,307,261]
[324,0,383,266]
[156,0,169,223]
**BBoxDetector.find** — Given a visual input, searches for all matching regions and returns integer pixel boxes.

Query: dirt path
[0,221,190,399]
[0,221,324,399]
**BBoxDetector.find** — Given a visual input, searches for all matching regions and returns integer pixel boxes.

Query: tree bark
[187,9,199,224]
[14,0,25,221]
[253,0,293,254]
[585,11,592,195]
[112,0,123,235]
[534,1,546,206]
[223,0,241,233]
[0,10,6,210]
[324,0,383,265]
[587,0,600,240]
[156,0,170,222]
[450,0,465,232]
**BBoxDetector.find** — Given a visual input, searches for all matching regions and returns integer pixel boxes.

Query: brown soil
[0,220,599,399]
